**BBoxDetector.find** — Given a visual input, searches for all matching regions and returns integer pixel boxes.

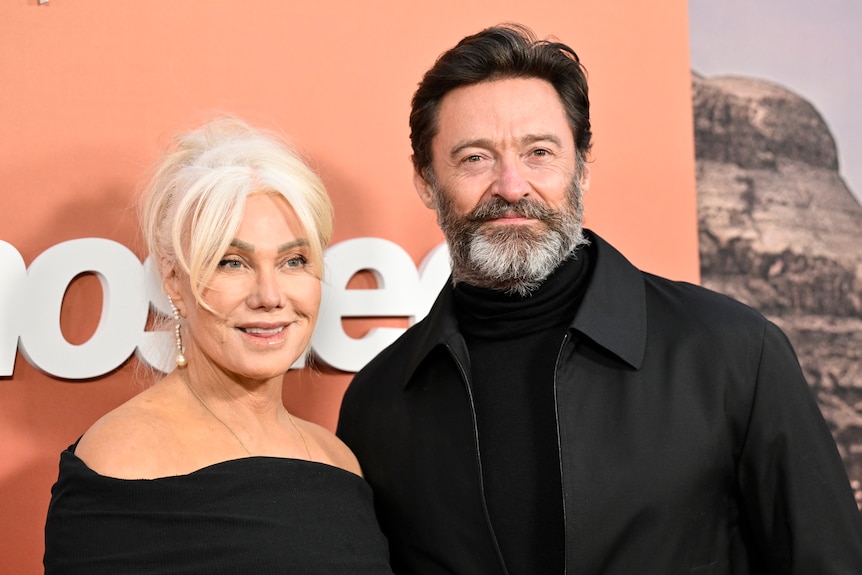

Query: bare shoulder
[74,383,184,479]
[297,418,364,477]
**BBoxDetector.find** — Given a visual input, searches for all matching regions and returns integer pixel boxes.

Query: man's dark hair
[409,23,592,180]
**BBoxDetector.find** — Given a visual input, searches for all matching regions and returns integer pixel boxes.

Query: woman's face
[169,193,321,382]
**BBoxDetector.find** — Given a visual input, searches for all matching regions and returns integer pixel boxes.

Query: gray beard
[431,176,589,296]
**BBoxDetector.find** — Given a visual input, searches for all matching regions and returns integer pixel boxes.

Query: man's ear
[413,169,437,210]
[579,162,592,194]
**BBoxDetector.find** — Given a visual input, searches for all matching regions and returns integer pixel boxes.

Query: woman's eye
[218,258,244,269]
[284,255,308,269]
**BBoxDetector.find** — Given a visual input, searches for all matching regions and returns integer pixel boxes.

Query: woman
[44,118,394,574]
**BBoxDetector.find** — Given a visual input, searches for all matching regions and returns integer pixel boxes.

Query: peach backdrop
[0,1,696,572]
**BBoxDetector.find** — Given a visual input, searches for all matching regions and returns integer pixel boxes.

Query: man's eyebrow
[520,133,564,147]
[449,134,565,158]
[228,238,310,253]
[449,138,494,158]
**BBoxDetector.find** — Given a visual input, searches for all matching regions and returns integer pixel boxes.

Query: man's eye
[463,154,482,163]
[533,149,549,156]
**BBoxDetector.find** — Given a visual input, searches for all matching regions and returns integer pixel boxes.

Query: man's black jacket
[337,231,862,574]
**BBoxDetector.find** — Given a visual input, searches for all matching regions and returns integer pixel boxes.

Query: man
[337,24,862,574]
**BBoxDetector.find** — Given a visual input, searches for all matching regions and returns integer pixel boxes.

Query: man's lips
[483,214,533,223]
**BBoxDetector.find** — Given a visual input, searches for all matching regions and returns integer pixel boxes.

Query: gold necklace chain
[286,410,312,460]
[178,370,311,460]
[180,370,252,456]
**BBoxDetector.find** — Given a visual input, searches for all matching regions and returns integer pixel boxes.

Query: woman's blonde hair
[141,117,333,308]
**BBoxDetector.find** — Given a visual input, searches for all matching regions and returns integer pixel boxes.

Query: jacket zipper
[446,342,511,575]
[554,331,572,575]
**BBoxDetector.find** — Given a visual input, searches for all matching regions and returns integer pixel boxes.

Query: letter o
[18,239,148,379]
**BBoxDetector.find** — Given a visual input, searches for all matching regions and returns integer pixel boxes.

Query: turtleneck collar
[452,243,593,339]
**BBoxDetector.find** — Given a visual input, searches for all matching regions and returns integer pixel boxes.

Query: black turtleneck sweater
[452,244,593,575]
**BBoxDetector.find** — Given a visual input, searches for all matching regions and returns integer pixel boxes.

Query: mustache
[467,197,558,222]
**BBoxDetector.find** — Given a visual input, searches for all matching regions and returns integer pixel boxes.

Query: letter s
[0,241,26,376]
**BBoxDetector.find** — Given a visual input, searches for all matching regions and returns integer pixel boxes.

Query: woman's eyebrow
[228,238,309,253]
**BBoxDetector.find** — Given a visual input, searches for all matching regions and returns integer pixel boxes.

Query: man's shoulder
[353,324,421,381]
[589,230,765,325]
[636,272,781,359]
[345,308,446,401]
[642,271,766,324]
[337,314,442,438]
[585,231,770,356]
[353,281,458,378]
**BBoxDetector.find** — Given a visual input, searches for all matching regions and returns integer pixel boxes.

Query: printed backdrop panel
[0,2,695,573]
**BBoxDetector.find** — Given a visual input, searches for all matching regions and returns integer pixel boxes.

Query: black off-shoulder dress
[44,443,394,574]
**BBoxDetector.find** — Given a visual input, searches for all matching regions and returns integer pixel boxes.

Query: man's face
[414,77,591,295]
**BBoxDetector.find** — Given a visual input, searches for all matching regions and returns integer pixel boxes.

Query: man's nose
[491,156,531,202]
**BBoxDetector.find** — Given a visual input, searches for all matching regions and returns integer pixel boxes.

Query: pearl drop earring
[167,295,187,368]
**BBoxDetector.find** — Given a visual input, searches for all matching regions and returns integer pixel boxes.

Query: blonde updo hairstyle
[141,117,333,312]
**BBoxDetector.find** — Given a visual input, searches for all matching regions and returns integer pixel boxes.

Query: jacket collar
[400,230,647,388]
[571,231,647,369]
